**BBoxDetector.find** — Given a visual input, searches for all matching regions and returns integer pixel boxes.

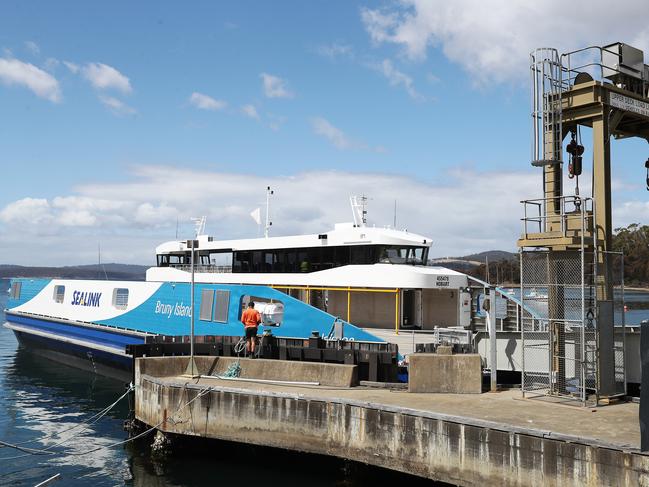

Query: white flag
[250,207,261,225]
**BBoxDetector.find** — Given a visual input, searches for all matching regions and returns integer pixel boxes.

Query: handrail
[560,45,648,97]
[466,275,543,322]
[170,264,232,273]
[520,196,593,238]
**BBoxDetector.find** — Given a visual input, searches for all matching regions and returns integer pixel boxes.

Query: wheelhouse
[156,244,429,273]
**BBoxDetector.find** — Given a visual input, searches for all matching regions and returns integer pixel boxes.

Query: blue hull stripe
[12,329,132,369]
[5,314,144,350]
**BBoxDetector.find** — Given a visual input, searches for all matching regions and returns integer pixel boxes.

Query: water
[0,279,436,486]
[502,287,649,325]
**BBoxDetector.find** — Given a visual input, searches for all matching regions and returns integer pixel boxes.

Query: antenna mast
[191,216,206,237]
[350,195,368,227]
[265,186,274,238]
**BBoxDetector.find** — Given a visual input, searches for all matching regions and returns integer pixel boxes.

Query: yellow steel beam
[347,287,351,323]
[395,289,400,335]
[271,285,398,293]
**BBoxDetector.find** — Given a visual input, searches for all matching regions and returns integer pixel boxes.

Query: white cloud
[0,198,53,226]
[613,201,649,228]
[310,116,383,151]
[311,117,356,150]
[25,41,40,56]
[0,165,538,264]
[241,104,260,120]
[44,58,60,71]
[361,1,649,86]
[82,62,132,93]
[63,61,80,74]
[99,95,137,116]
[134,202,178,226]
[189,92,227,111]
[0,57,61,102]
[266,112,286,131]
[1,164,648,265]
[316,43,354,60]
[372,58,423,100]
[260,72,294,98]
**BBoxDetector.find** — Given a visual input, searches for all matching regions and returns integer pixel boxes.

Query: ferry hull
[9,327,133,382]
[4,277,385,379]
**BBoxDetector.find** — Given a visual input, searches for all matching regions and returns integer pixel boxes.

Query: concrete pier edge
[135,357,648,485]
[141,374,640,452]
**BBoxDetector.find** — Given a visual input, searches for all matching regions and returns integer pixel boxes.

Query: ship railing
[170,264,233,273]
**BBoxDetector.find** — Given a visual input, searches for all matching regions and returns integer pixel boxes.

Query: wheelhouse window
[112,288,129,309]
[229,244,428,273]
[156,253,191,267]
[378,246,428,265]
[53,285,65,304]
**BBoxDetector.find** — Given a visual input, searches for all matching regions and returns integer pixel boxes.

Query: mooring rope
[10,383,135,450]
[0,382,212,461]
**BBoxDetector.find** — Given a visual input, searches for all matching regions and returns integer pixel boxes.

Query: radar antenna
[265,186,274,238]
[350,195,368,227]
[191,216,206,237]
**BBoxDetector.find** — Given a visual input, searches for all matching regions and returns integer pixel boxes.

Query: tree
[612,223,649,285]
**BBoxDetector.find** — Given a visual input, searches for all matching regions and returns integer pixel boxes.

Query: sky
[1,0,649,266]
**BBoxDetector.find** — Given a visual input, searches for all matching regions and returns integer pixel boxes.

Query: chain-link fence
[520,249,626,405]
[520,250,594,405]
[607,251,627,397]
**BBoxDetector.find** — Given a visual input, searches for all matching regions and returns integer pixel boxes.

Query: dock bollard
[641,321,649,451]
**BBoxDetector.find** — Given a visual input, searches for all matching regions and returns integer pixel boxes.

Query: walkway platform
[134,356,648,486]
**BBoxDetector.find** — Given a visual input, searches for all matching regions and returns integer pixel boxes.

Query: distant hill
[0,263,149,281]
[429,250,518,284]
[430,250,516,266]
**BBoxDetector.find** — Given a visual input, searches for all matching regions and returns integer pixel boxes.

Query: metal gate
[519,199,626,405]
[520,249,596,404]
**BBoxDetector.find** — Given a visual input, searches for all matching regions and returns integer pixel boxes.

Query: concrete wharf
[133,356,648,486]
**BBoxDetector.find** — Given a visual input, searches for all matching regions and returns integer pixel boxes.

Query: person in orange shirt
[241,301,261,356]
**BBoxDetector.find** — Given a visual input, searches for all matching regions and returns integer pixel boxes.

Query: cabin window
[157,254,191,267]
[213,290,230,323]
[378,246,428,265]
[209,251,233,267]
[229,244,428,273]
[10,282,21,299]
[112,288,129,309]
[240,295,284,326]
[199,289,215,321]
[53,285,65,304]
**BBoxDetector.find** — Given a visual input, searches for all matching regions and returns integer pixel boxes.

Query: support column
[543,128,566,394]
[543,130,562,232]
[592,115,616,397]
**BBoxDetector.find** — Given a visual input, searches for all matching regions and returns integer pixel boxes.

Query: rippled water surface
[0,279,437,486]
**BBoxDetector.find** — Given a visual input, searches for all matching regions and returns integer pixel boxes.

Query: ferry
[3,196,475,378]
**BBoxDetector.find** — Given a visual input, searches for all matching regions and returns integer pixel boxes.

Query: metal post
[520,251,526,397]
[488,287,497,392]
[395,289,400,335]
[190,239,195,371]
[184,238,199,377]
[621,253,627,395]
[580,196,586,405]
[640,322,649,451]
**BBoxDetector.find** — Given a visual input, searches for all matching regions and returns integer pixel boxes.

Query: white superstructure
[147,220,471,331]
